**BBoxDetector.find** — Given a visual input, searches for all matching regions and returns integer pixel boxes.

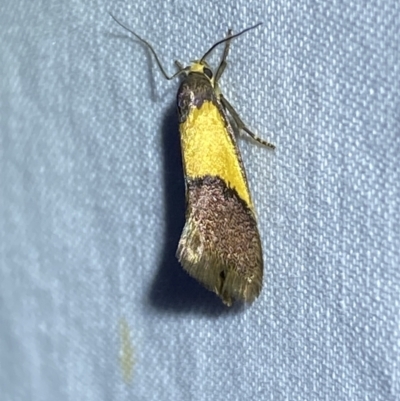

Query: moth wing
[176,176,263,306]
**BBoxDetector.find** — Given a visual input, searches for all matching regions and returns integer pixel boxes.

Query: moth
[111,15,275,305]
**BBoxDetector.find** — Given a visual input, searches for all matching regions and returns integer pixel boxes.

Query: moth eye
[203,67,213,79]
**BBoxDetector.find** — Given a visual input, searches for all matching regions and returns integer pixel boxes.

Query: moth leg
[220,94,276,149]
[175,60,184,71]
[215,29,233,84]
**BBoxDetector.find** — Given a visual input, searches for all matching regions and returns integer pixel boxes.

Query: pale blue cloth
[1,1,399,400]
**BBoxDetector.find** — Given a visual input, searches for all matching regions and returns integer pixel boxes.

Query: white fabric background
[1,0,399,400]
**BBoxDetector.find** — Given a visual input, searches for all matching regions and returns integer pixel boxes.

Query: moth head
[186,61,214,82]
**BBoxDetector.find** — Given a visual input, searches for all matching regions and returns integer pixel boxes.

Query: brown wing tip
[177,242,263,307]
[176,175,264,306]
[217,266,263,306]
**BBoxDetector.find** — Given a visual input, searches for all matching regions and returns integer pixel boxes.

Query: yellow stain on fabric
[119,318,134,384]
[180,100,253,209]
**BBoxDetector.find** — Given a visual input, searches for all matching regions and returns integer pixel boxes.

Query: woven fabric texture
[1,0,399,400]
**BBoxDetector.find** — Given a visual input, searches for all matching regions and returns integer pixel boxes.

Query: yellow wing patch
[179,101,253,209]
